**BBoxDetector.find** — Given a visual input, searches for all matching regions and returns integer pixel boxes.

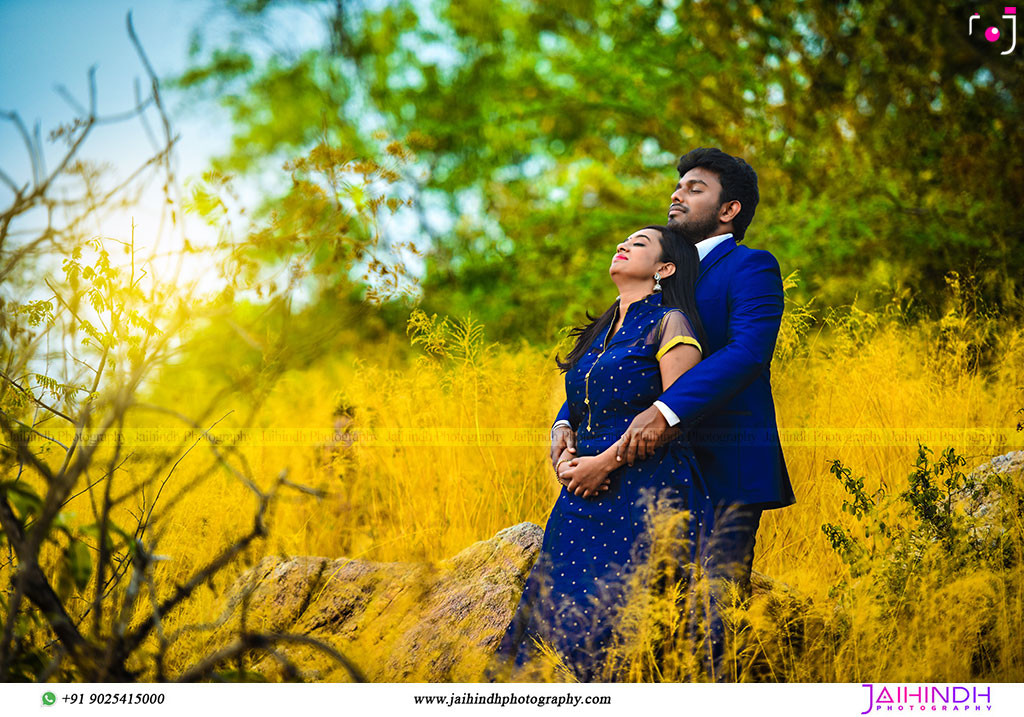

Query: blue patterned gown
[492,291,715,681]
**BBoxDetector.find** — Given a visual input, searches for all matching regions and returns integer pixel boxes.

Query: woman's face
[609,228,674,283]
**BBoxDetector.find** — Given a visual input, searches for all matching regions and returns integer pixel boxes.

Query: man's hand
[550,424,577,471]
[615,405,672,466]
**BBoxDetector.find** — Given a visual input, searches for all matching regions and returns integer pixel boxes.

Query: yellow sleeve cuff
[656,335,702,360]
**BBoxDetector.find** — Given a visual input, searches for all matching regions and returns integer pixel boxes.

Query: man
[550,147,795,679]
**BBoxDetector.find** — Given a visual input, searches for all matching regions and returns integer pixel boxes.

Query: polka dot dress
[493,292,715,681]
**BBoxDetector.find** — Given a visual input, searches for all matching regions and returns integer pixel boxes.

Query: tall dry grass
[36,279,1024,681]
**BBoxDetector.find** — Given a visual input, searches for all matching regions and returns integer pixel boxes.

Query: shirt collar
[695,232,734,261]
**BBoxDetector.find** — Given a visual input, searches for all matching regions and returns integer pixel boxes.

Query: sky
[0,0,294,296]
[0,0,220,172]
[0,0,424,302]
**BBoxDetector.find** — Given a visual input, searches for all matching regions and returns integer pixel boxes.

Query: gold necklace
[583,307,620,433]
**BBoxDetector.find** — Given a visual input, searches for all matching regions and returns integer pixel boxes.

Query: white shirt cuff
[654,400,681,427]
[551,419,572,431]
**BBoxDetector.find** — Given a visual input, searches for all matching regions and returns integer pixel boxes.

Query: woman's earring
[653,272,662,292]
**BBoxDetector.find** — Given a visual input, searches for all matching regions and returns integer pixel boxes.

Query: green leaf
[65,538,93,591]
[1,481,44,521]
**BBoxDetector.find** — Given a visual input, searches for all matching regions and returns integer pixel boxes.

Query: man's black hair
[676,147,759,242]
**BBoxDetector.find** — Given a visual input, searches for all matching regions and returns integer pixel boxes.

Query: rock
[213,518,820,682]
[218,522,544,682]
[958,450,1024,553]
[971,450,1024,477]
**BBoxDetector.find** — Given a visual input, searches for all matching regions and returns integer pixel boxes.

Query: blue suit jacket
[555,237,796,509]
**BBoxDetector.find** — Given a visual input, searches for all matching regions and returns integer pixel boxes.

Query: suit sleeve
[656,250,784,427]
[553,400,574,430]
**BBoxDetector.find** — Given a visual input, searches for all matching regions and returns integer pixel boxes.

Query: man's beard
[668,208,721,244]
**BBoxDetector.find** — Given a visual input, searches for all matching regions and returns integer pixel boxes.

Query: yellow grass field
[33,287,1024,682]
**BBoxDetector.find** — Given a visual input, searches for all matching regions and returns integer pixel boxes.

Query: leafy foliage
[175,0,1024,343]
[823,442,1018,604]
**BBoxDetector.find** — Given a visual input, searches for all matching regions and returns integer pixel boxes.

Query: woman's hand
[559,455,612,498]
[554,448,575,486]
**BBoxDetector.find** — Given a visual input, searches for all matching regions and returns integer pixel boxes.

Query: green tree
[175,0,1024,343]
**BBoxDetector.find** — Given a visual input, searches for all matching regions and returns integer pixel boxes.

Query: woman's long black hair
[556,225,708,373]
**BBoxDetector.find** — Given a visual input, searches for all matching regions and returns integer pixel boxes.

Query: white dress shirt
[694,232,734,261]
[552,233,732,435]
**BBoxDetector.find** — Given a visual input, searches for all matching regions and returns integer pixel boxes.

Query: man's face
[667,167,724,243]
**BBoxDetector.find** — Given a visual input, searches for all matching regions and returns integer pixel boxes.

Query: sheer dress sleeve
[645,309,702,360]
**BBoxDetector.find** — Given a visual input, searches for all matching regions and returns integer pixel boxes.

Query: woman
[489,225,714,681]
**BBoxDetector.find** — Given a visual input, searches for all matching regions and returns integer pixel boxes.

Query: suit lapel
[696,237,738,286]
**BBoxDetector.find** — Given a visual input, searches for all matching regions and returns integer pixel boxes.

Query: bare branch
[0,561,28,679]
[32,120,47,180]
[120,470,280,657]
[126,11,175,170]
[131,403,260,498]
[0,410,58,484]
[264,648,304,682]
[0,165,21,194]
[35,645,67,683]
[0,495,112,678]
[91,414,125,639]
[54,83,88,117]
[0,109,40,187]
[0,407,69,452]
[0,368,76,424]
[175,631,366,683]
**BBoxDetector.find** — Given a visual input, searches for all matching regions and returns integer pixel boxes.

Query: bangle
[555,457,572,478]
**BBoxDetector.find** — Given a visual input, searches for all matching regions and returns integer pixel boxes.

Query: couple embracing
[489,147,796,682]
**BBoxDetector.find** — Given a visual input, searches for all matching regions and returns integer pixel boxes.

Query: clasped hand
[551,426,610,498]
[556,451,612,498]
[550,409,683,499]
